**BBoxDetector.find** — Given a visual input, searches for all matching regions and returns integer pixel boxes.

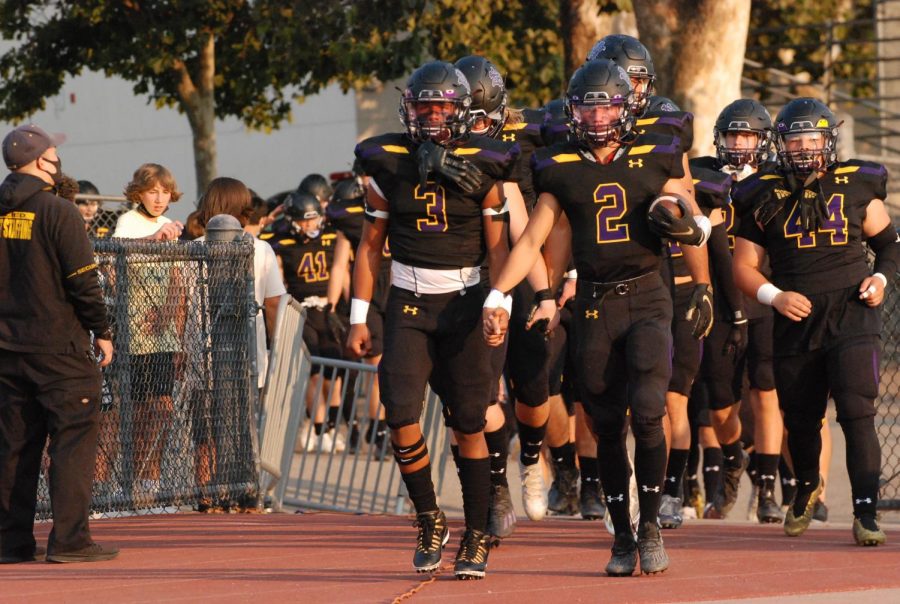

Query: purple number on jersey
[415,183,449,233]
[594,182,630,243]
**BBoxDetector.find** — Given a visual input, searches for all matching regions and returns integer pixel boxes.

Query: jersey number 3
[594,183,630,243]
[415,183,448,233]
[783,193,847,248]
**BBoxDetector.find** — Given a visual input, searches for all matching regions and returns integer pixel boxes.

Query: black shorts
[669,284,703,396]
[379,285,493,435]
[573,272,673,424]
[129,352,176,400]
[687,379,710,427]
[776,334,880,433]
[505,282,567,407]
[303,308,344,374]
[365,305,385,359]
[701,320,742,410]
[558,304,581,405]
[746,313,775,391]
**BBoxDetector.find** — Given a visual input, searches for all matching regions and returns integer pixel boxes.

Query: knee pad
[630,414,665,449]
[832,390,877,423]
[589,403,627,441]
[781,410,822,437]
[447,404,487,435]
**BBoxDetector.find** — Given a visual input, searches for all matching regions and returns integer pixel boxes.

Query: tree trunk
[633,0,751,157]
[559,1,637,85]
[175,32,217,197]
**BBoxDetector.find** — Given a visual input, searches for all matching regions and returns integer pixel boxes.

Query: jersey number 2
[595,183,630,243]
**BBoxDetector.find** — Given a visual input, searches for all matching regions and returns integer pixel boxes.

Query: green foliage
[747,0,876,99]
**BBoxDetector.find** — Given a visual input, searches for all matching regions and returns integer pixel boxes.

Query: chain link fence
[878,271,900,509]
[34,238,260,518]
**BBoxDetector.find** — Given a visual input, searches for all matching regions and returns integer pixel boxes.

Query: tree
[0,1,426,193]
[559,0,636,81]
[632,0,751,157]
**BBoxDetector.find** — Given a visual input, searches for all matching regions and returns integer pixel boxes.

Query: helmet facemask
[715,128,772,169]
[627,71,655,116]
[566,93,634,148]
[401,93,471,145]
[776,129,837,176]
[469,101,507,137]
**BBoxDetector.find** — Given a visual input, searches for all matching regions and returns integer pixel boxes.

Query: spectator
[0,123,118,563]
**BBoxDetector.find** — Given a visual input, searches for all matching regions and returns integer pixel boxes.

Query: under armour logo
[523,452,540,459]
[403,305,419,315]
[666,476,677,483]
[835,176,849,184]
[782,477,798,486]
[641,485,661,493]
[628,159,643,168]
[502,133,516,142]
[585,310,599,319]
[490,452,501,458]
[760,474,776,481]
[607,494,625,502]
[855,497,873,504]
[704,465,720,472]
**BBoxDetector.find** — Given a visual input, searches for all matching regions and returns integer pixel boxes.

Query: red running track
[3,512,899,603]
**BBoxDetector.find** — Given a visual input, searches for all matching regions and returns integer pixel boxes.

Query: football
[648,193,687,218]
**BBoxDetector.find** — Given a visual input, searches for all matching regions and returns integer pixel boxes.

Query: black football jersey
[666,160,733,279]
[499,109,546,208]
[532,133,684,282]
[271,226,338,300]
[354,132,519,270]
[326,197,365,248]
[635,107,694,154]
[734,160,887,294]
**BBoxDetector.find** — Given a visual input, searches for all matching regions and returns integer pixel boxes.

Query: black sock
[747,451,759,486]
[664,449,689,497]
[703,447,723,501]
[484,427,509,487]
[400,465,438,514]
[327,405,340,429]
[450,444,461,476]
[721,440,744,471]
[457,456,491,532]
[841,416,881,517]
[632,417,668,525]
[314,422,324,435]
[755,453,780,494]
[779,457,797,506]
[596,427,631,535]
[549,442,576,470]
[579,455,600,487]
[787,427,822,516]
[517,420,547,466]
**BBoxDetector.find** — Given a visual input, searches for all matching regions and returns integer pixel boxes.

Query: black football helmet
[399,60,473,145]
[586,34,656,116]
[283,190,323,238]
[541,98,566,120]
[298,173,333,203]
[454,55,508,137]
[331,177,365,204]
[714,99,773,169]
[565,59,635,148]
[646,96,680,113]
[774,98,839,175]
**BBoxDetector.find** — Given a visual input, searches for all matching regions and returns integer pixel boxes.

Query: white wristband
[874,272,888,288]
[483,288,506,309]
[349,298,370,325]
[756,283,783,306]
[694,214,712,246]
[565,269,578,280]
[501,294,513,315]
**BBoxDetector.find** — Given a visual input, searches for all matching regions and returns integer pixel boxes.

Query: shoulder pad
[689,155,720,172]
[326,199,365,220]
[627,133,683,156]
[690,165,733,209]
[832,159,888,200]
[531,143,581,173]
[354,133,412,161]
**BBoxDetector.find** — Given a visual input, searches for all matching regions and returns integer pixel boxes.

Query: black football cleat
[548,461,580,516]
[487,484,517,542]
[412,509,449,573]
[580,480,606,520]
[454,529,490,580]
[756,489,785,524]
[605,531,638,577]
[637,521,669,575]
[719,449,749,517]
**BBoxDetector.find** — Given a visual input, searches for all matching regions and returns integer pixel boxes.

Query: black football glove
[685,283,714,339]
[798,189,830,233]
[647,204,704,245]
[753,188,784,226]
[723,310,749,358]
[417,139,484,194]
[526,288,555,340]
[324,304,349,345]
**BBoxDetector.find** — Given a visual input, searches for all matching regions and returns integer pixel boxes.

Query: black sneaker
[46,543,119,563]
[720,449,749,517]
[487,484,517,541]
[548,461,580,516]
[580,480,606,520]
[812,499,829,523]
[756,489,785,524]
[0,545,46,564]
[605,531,637,576]
[637,521,669,575]
[454,529,490,580]
[412,510,449,573]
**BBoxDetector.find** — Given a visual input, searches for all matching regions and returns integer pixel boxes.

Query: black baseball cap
[3,124,66,170]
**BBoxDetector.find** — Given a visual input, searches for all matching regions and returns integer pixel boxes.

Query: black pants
[0,349,101,555]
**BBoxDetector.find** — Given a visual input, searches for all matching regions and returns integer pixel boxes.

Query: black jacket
[0,172,109,353]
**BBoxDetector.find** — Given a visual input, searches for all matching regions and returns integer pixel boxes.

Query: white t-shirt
[197,234,286,388]
[113,208,172,238]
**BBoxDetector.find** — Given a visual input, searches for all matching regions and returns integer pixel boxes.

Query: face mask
[43,156,63,185]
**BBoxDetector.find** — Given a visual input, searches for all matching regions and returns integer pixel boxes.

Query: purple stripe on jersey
[859,165,887,177]
[696,179,731,195]
[524,123,542,133]
[356,144,387,159]
[648,136,681,154]
[652,116,688,128]
[533,155,566,172]
[476,148,512,163]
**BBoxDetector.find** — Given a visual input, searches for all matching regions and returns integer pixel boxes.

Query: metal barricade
[259,298,450,514]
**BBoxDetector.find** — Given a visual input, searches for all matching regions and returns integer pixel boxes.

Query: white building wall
[1,70,359,223]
